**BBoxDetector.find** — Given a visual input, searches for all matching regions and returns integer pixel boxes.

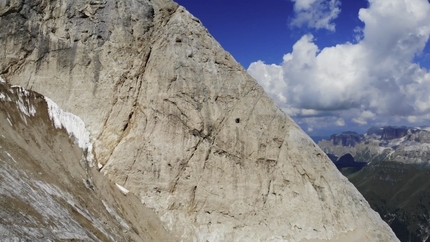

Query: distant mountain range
[318,126,430,241]
[319,126,430,166]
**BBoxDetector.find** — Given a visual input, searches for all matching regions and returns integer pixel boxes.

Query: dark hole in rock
[235,118,240,123]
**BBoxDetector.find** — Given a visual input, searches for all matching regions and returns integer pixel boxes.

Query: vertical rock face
[0,81,175,241]
[380,126,409,140]
[329,131,363,147]
[1,0,398,241]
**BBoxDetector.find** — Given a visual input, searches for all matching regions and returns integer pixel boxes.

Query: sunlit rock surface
[0,81,175,241]
[0,0,398,241]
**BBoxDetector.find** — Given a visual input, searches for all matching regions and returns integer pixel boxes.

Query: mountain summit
[1,0,398,241]
[319,126,430,166]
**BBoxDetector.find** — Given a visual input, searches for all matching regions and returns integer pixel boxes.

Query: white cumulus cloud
[289,0,341,31]
[335,118,345,126]
[248,0,430,134]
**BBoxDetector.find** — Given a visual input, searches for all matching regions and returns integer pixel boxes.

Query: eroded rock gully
[0,0,399,241]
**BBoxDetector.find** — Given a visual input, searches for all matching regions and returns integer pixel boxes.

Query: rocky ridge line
[0,0,398,241]
[319,126,430,166]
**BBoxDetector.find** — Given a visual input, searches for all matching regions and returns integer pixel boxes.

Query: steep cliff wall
[0,0,398,241]
[0,80,175,241]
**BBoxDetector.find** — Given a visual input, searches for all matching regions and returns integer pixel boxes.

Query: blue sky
[175,0,371,67]
[175,0,295,67]
[175,0,430,136]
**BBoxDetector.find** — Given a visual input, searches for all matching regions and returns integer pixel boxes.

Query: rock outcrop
[380,126,409,140]
[0,80,175,241]
[329,131,363,147]
[330,153,367,170]
[0,0,398,241]
[320,127,430,241]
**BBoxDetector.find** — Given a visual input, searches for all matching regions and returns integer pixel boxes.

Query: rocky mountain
[329,153,367,171]
[329,131,364,147]
[319,127,430,241]
[1,0,398,241]
[0,80,175,241]
[347,161,430,242]
[319,126,430,166]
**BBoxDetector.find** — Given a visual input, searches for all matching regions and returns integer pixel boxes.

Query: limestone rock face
[0,81,175,241]
[1,0,398,241]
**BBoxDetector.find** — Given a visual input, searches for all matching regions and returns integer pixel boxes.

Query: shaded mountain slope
[346,161,430,242]
[0,81,175,241]
[320,128,430,241]
[1,0,397,241]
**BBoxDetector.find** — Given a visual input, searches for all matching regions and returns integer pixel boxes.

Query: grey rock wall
[0,0,398,241]
[0,81,175,241]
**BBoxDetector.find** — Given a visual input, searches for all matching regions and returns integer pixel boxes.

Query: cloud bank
[289,0,341,31]
[248,0,430,134]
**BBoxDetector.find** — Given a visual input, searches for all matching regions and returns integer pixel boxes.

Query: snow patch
[101,200,130,231]
[0,168,93,240]
[0,76,5,83]
[4,151,17,163]
[1,84,36,124]
[377,146,389,154]
[45,97,93,164]
[403,143,430,152]
[8,85,37,124]
[115,183,130,195]
[0,92,12,101]
[386,136,406,147]
[6,117,12,127]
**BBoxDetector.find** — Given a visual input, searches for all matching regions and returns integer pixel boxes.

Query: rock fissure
[0,2,24,17]
[211,83,261,142]
[262,179,273,206]
[169,139,202,193]
[213,148,242,162]
[0,0,400,241]
[122,111,134,131]
[188,185,197,213]
[243,95,264,130]
[202,147,211,170]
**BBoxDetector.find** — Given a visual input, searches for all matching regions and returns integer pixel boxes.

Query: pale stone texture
[0,0,399,241]
[0,81,176,241]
